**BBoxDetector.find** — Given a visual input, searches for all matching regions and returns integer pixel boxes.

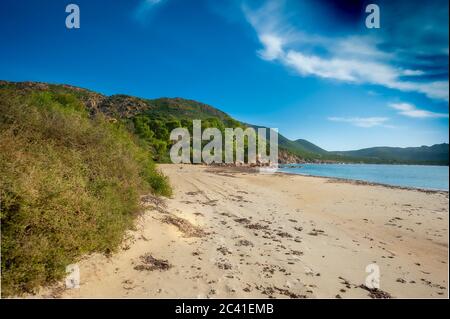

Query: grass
[0,88,171,296]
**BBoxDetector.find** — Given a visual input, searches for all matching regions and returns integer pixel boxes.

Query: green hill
[1,80,447,166]
[331,144,449,165]
[293,139,328,155]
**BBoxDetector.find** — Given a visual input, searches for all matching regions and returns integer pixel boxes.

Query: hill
[293,139,328,155]
[331,144,449,165]
[1,80,447,166]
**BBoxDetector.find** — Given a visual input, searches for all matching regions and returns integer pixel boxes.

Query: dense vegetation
[0,85,171,296]
[130,113,250,163]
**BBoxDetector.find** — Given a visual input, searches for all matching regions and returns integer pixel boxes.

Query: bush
[0,89,171,296]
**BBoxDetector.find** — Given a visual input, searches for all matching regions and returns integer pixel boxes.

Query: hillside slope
[1,81,447,165]
[0,81,171,296]
[294,139,328,155]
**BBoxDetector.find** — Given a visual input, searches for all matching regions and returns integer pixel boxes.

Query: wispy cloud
[134,0,165,24]
[328,117,390,128]
[389,103,449,119]
[242,0,449,101]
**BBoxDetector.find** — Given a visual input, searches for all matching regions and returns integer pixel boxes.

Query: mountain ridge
[331,143,449,165]
[1,80,448,165]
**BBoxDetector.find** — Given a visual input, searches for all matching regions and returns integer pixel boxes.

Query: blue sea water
[278,164,449,191]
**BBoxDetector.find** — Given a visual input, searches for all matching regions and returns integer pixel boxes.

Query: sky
[0,0,448,150]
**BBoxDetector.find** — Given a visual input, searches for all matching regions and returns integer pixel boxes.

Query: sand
[36,164,448,298]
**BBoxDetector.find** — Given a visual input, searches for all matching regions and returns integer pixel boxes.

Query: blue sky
[0,0,448,150]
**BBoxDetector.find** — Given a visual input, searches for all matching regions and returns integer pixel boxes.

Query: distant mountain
[331,144,449,165]
[1,80,448,165]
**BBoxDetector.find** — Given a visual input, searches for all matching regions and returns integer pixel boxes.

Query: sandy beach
[36,164,448,298]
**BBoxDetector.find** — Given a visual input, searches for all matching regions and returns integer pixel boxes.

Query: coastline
[33,164,449,299]
[210,164,449,193]
[280,162,449,166]
[275,170,449,194]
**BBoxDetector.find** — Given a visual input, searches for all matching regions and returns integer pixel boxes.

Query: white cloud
[389,103,449,118]
[284,50,399,83]
[328,117,390,128]
[402,69,425,76]
[242,1,449,101]
[258,34,285,60]
[335,36,393,60]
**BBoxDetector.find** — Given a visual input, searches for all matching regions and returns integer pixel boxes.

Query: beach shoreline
[33,164,449,299]
[208,163,449,193]
[275,170,449,194]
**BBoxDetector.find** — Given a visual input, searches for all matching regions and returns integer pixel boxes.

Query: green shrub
[0,89,171,296]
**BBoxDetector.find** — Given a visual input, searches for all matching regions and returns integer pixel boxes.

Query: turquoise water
[278,164,449,191]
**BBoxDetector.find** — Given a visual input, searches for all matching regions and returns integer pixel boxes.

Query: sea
[278,163,449,191]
